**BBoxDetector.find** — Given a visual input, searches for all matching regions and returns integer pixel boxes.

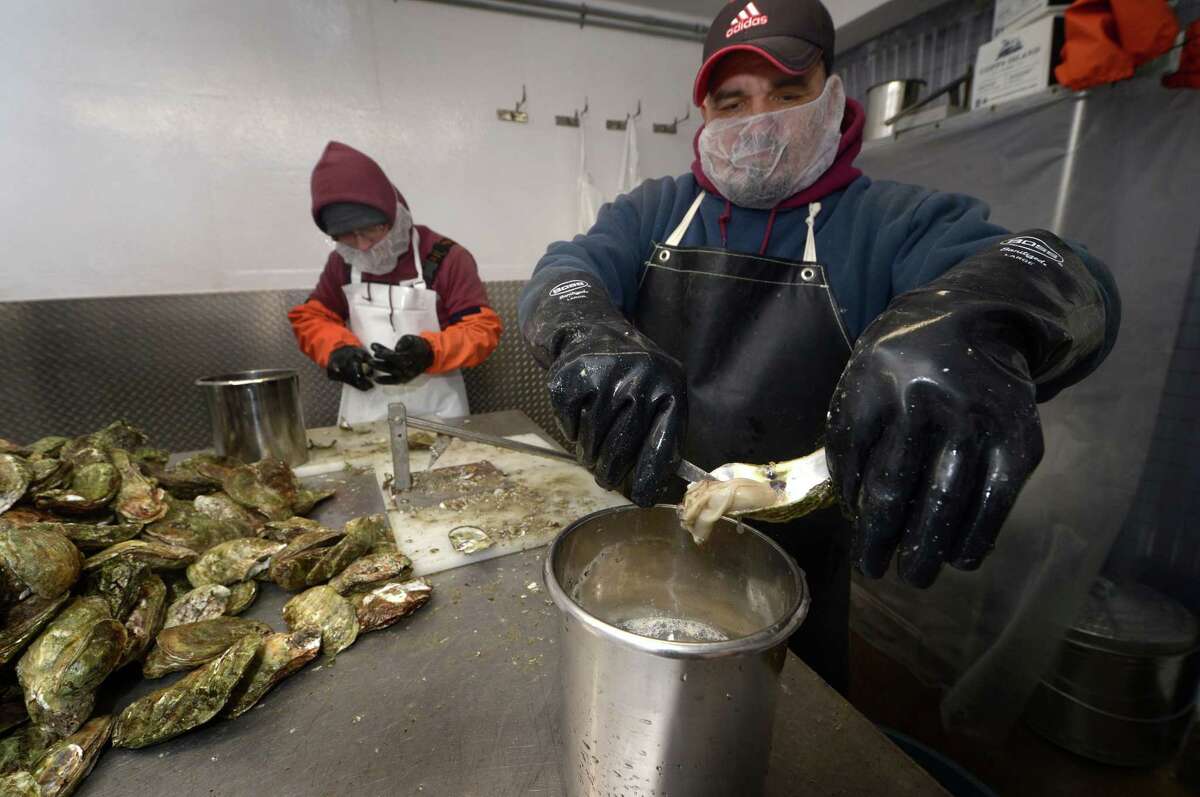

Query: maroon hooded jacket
[288,142,501,371]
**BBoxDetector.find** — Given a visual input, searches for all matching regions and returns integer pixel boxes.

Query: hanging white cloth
[616,119,641,197]
[576,125,605,236]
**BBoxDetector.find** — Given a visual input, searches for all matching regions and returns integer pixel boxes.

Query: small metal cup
[195,369,308,466]
[545,505,809,796]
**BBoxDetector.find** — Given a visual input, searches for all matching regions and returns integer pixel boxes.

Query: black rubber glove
[827,230,1110,588]
[521,271,687,507]
[326,345,374,392]
[370,335,434,385]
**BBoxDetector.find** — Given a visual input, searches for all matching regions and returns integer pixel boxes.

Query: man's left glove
[826,230,1110,588]
[370,335,434,385]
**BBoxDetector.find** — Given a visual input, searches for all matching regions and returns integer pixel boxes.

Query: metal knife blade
[675,458,713,485]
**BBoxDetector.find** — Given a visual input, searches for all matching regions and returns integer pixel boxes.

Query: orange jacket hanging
[1056,0,1180,90]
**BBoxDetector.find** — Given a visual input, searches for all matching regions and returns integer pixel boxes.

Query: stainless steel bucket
[545,505,809,796]
[195,369,308,466]
[864,78,926,139]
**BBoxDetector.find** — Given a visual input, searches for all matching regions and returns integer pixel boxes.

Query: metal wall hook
[653,106,692,134]
[498,84,530,123]
[556,97,589,128]
[607,100,641,131]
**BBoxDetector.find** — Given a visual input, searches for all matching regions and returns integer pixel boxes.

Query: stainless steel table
[79,412,947,797]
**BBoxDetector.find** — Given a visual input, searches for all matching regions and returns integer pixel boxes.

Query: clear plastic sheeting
[849,80,1200,739]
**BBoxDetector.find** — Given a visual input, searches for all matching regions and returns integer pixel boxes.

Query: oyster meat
[28,714,112,797]
[328,552,413,596]
[0,593,70,667]
[82,540,196,573]
[223,629,321,719]
[0,456,32,516]
[186,538,284,588]
[0,527,83,601]
[163,584,231,629]
[16,596,126,736]
[679,448,835,543]
[142,616,272,679]
[117,574,167,668]
[283,586,359,662]
[110,449,168,524]
[113,633,261,749]
[27,521,142,553]
[350,578,433,633]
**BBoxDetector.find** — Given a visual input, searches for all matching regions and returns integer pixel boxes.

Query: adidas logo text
[726,2,768,37]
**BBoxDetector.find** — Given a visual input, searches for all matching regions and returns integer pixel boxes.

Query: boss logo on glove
[550,280,591,302]
[1000,236,1065,267]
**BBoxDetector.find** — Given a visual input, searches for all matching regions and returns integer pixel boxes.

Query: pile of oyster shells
[0,421,431,795]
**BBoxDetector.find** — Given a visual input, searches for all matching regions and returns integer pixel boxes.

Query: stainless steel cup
[195,369,308,466]
[545,505,809,797]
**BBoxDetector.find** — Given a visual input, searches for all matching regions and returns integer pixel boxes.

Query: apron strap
[665,192,706,247]
[804,202,822,263]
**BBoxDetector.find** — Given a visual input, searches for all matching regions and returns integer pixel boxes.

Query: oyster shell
[267,530,343,592]
[448,526,493,555]
[27,459,70,494]
[81,559,150,621]
[305,523,374,587]
[0,771,39,796]
[350,578,433,633]
[0,456,32,516]
[293,486,335,517]
[112,633,260,749]
[142,616,272,679]
[82,540,196,573]
[186,538,283,588]
[25,438,67,461]
[225,581,258,616]
[26,521,142,553]
[142,496,246,554]
[16,596,126,736]
[193,492,264,536]
[117,575,167,668]
[88,421,149,454]
[110,450,168,524]
[257,516,328,544]
[28,714,112,797]
[34,459,120,516]
[0,682,27,735]
[163,584,231,629]
[150,454,232,500]
[0,527,83,601]
[343,514,393,552]
[328,552,413,596]
[221,459,303,521]
[283,586,358,662]
[0,593,70,667]
[0,721,58,775]
[222,629,321,719]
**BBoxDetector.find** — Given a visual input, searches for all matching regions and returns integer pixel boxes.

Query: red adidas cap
[693,0,836,106]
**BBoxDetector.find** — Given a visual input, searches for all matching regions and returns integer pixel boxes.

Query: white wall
[0,1,701,301]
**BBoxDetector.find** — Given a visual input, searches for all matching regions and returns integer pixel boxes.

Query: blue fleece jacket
[520,173,1120,365]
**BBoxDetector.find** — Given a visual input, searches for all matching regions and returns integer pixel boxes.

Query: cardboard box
[971,15,1065,110]
[993,0,1070,37]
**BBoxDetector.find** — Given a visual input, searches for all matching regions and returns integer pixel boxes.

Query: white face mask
[699,75,846,210]
[334,202,413,275]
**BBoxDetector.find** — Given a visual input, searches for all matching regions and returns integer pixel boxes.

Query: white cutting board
[380,434,629,577]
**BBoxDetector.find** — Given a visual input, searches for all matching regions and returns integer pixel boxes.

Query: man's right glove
[326,345,374,392]
[521,271,687,506]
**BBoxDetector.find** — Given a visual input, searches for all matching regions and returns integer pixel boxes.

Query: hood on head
[691,95,865,209]
[310,141,409,233]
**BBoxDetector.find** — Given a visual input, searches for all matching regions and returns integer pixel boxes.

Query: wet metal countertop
[79,412,947,797]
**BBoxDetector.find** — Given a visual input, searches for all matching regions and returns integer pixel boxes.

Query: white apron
[338,227,470,423]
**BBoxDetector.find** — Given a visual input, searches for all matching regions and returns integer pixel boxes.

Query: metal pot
[195,369,308,466]
[545,505,810,797]
[864,78,926,140]
[1025,579,1200,766]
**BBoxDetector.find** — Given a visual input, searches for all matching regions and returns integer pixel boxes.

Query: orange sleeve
[419,307,503,374]
[287,298,363,368]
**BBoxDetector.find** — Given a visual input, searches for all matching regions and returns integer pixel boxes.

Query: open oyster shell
[142,616,272,679]
[113,634,261,749]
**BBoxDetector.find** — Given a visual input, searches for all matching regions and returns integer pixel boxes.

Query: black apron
[634,192,854,693]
